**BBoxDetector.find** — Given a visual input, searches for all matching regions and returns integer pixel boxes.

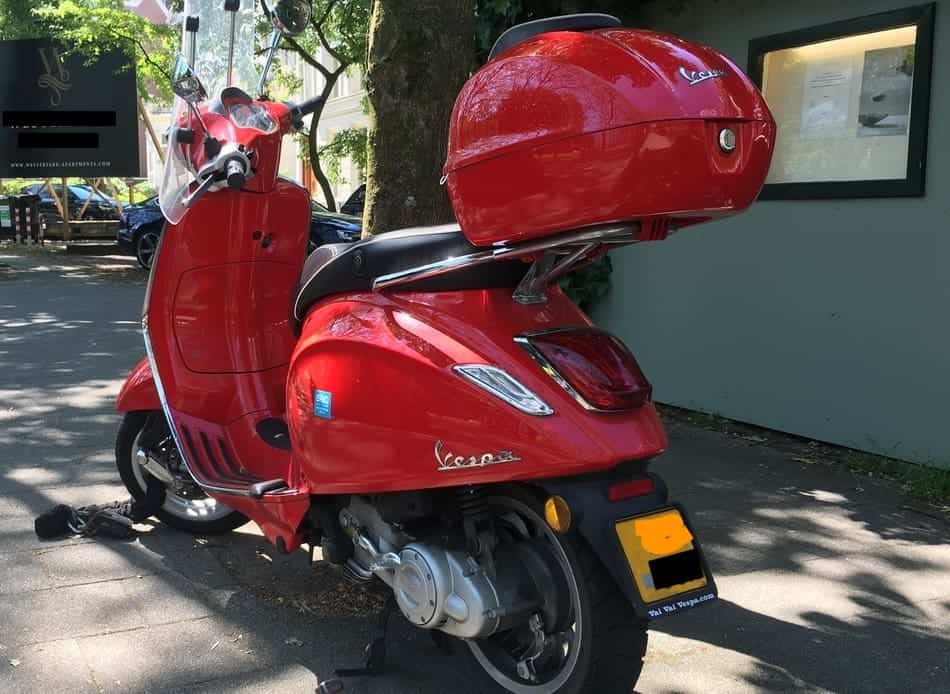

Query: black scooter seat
[292,224,526,328]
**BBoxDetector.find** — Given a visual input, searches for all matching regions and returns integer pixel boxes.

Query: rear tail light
[516,328,652,411]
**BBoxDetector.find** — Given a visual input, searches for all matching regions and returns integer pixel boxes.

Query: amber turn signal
[544,495,572,534]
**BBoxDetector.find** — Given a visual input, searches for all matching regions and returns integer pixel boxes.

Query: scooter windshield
[159,0,260,223]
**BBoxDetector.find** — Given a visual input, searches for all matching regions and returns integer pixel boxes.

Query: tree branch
[315,21,345,66]
[284,35,333,80]
[113,30,171,82]
[312,0,346,66]
[315,0,341,29]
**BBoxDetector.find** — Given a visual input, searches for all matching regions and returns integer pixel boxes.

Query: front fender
[116,357,161,412]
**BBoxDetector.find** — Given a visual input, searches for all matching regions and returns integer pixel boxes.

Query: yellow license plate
[615,508,707,603]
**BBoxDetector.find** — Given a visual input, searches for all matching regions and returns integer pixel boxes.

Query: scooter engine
[391,543,503,638]
[339,500,544,639]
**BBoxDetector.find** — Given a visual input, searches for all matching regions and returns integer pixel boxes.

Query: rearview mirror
[273,0,312,37]
[171,54,207,104]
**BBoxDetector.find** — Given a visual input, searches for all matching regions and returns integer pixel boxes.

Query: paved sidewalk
[1,247,948,693]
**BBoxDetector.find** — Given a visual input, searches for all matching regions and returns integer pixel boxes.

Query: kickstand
[334,596,396,678]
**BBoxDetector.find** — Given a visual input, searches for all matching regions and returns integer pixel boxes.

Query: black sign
[0,39,139,178]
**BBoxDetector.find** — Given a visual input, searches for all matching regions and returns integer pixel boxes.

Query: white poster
[857,45,914,137]
[800,59,854,139]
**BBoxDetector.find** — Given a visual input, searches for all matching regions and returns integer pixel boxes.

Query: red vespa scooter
[114,3,774,692]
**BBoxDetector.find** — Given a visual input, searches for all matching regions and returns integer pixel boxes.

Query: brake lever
[182,174,217,209]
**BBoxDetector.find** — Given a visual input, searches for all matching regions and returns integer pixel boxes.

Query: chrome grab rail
[372,223,639,293]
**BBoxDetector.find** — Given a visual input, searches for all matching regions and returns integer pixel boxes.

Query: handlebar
[287,95,325,129]
[226,159,247,190]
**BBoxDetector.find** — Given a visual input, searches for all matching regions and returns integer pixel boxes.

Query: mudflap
[537,465,718,621]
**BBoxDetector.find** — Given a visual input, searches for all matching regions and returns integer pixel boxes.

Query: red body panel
[116,357,160,412]
[286,287,667,494]
[143,177,311,550]
[445,28,775,246]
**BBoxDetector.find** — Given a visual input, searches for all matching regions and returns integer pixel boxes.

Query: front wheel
[115,411,247,534]
[467,489,648,694]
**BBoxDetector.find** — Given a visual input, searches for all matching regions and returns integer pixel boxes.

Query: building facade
[595,0,948,467]
[279,49,368,207]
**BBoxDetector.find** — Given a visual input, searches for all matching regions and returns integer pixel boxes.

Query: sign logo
[434,441,521,471]
[678,66,726,86]
[37,45,71,106]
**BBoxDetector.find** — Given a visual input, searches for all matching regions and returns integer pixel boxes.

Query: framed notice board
[0,39,140,178]
[748,3,935,199]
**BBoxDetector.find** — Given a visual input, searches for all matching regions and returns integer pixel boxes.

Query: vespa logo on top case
[678,66,726,86]
[434,441,521,471]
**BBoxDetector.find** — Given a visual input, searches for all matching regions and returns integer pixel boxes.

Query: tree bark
[363,0,474,235]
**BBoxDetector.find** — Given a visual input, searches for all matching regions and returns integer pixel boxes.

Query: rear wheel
[135,226,161,270]
[115,411,247,534]
[467,488,648,694]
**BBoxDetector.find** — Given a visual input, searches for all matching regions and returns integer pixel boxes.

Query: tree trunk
[363,0,474,235]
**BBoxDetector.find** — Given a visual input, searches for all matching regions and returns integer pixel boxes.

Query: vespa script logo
[434,441,521,472]
[37,46,71,106]
[678,66,726,87]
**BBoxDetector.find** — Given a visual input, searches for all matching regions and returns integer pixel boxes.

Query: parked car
[339,183,365,217]
[309,199,361,251]
[117,195,164,269]
[118,195,361,270]
[19,183,120,222]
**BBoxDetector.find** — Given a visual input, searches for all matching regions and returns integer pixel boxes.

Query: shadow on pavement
[2,247,948,693]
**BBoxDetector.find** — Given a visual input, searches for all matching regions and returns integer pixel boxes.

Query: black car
[340,184,365,217]
[309,199,361,251]
[117,195,164,269]
[20,183,119,222]
[118,195,361,269]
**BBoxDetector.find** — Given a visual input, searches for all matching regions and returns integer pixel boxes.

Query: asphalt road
[1,246,948,693]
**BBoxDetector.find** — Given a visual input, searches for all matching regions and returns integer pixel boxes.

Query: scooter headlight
[453,365,553,416]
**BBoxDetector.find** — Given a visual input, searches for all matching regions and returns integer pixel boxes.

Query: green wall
[594,0,949,466]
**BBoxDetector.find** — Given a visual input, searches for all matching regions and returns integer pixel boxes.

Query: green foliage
[33,0,180,103]
[475,0,640,63]
[313,0,372,67]
[558,256,612,312]
[0,0,43,40]
[845,451,950,506]
[26,0,371,200]
[319,127,368,184]
[263,0,372,93]
[0,179,22,195]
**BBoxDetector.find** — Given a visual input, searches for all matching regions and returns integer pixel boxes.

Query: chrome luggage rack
[373,223,640,304]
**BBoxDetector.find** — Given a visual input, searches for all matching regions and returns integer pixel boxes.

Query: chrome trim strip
[142,318,253,498]
[453,364,554,416]
[515,333,609,413]
[141,317,196,477]
[490,224,637,260]
[372,250,495,290]
[372,224,638,292]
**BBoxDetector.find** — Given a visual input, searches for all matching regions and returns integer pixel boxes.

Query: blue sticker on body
[313,389,332,419]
